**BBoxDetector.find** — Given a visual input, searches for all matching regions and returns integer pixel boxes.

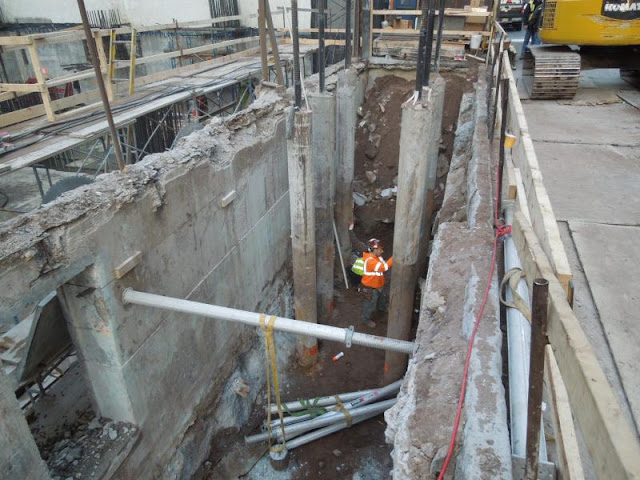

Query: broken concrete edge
[0,92,289,326]
[385,68,512,479]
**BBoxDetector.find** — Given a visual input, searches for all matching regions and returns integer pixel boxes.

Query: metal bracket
[345,326,355,348]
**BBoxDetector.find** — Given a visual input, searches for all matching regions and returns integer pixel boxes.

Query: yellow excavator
[523,0,640,98]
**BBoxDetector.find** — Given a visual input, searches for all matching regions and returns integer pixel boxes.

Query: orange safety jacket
[360,252,393,289]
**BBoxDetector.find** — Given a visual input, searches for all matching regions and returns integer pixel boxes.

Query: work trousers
[361,286,387,323]
[521,27,540,56]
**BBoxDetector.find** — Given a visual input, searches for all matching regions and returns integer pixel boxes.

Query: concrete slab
[569,220,640,430]
[521,101,640,146]
[533,142,640,224]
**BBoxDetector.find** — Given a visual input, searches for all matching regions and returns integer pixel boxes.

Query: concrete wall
[237,0,311,29]
[0,93,297,479]
[0,372,51,480]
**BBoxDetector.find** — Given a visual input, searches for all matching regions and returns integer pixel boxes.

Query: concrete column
[419,75,446,277]
[384,79,446,382]
[0,373,51,480]
[335,69,360,261]
[287,107,319,367]
[309,92,337,323]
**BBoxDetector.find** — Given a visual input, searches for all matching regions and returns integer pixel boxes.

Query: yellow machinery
[524,0,640,98]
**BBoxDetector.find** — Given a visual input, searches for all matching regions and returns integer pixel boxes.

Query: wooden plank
[114,251,142,279]
[0,89,102,128]
[503,155,517,201]
[0,91,17,102]
[502,50,572,297]
[513,168,532,225]
[512,211,640,480]
[298,38,346,46]
[113,35,262,67]
[0,83,41,93]
[372,28,490,35]
[45,69,99,87]
[27,44,56,122]
[372,8,490,16]
[0,35,33,46]
[544,345,585,480]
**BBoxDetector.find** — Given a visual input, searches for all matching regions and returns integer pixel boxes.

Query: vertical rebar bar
[291,0,302,107]
[434,0,446,72]
[415,0,429,97]
[76,0,125,171]
[318,0,325,91]
[525,278,549,480]
[422,0,436,87]
[345,0,352,67]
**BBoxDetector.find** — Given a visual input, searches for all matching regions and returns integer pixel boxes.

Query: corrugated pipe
[122,289,415,355]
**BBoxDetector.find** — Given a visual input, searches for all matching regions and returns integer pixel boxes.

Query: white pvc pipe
[282,409,384,450]
[268,387,377,414]
[268,380,401,426]
[123,289,415,355]
[504,204,548,461]
[245,397,397,444]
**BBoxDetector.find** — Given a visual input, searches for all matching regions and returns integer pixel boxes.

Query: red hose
[436,145,508,479]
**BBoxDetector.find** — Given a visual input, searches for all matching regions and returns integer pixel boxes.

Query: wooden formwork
[492,34,640,480]
[0,14,274,128]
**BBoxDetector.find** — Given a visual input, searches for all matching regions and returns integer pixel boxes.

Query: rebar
[415,0,430,97]
[291,0,302,107]
[434,0,446,72]
[345,0,352,67]
[422,0,436,87]
[318,0,326,91]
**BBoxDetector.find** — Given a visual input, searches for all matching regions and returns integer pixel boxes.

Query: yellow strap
[260,314,287,452]
[333,395,353,427]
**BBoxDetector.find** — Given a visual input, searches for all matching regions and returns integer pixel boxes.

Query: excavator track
[523,45,581,99]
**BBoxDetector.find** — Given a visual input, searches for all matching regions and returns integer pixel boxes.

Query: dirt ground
[201,69,478,480]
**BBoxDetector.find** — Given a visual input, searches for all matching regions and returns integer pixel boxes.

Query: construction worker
[521,0,542,57]
[360,238,393,328]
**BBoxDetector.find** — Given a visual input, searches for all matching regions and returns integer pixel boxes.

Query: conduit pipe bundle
[503,205,548,461]
[246,380,402,449]
[122,289,415,354]
[265,380,401,429]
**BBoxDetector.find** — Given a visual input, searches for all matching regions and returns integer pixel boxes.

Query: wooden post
[258,0,269,81]
[108,29,116,80]
[264,0,285,86]
[525,278,549,480]
[27,42,56,121]
[174,20,183,68]
[93,31,114,101]
[497,76,508,210]
[129,28,137,95]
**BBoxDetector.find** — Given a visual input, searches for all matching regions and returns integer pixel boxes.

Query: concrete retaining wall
[385,72,512,479]
[0,93,297,479]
